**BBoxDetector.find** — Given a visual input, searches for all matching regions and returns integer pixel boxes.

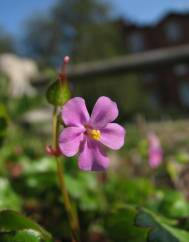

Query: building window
[128,32,144,52]
[148,93,160,108]
[164,21,182,42]
[179,82,189,106]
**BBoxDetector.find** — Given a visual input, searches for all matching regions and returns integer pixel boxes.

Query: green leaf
[136,208,189,242]
[0,178,22,210]
[104,205,189,242]
[157,190,189,218]
[104,205,149,242]
[176,152,189,164]
[0,230,43,242]
[0,210,52,241]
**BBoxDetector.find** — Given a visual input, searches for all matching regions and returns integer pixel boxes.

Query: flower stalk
[52,106,80,242]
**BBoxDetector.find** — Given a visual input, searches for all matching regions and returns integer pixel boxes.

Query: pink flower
[148,132,163,169]
[59,96,125,171]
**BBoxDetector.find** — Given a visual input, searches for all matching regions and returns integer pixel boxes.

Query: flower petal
[59,127,84,157]
[90,96,118,128]
[78,139,109,171]
[61,97,90,127]
[149,149,163,169]
[92,143,110,171]
[78,138,92,171]
[100,123,125,150]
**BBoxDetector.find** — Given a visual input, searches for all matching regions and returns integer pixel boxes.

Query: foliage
[0,178,22,211]
[0,210,53,242]
[24,0,123,65]
[104,206,189,242]
[1,70,189,241]
[0,103,8,147]
[0,28,15,54]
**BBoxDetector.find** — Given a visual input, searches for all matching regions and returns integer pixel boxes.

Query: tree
[0,27,15,54]
[24,0,123,65]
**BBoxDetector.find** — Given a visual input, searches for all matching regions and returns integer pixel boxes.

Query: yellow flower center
[88,129,101,141]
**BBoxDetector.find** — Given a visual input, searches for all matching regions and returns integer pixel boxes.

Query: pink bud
[46,145,62,157]
[58,56,70,82]
[147,132,163,169]
[64,56,70,64]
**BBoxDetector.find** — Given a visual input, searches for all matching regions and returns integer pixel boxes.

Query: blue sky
[112,0,189,23]
[1,0,189,35]
[0,0,54,35]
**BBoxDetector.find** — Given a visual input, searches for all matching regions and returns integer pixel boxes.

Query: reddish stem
[58,56,70,84]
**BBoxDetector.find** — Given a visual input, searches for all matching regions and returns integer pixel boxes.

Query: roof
[119,11,189,30]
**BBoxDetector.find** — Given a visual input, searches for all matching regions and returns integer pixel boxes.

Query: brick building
[118,12,189,113]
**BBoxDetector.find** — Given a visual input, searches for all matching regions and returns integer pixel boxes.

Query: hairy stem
[52,106,80,242]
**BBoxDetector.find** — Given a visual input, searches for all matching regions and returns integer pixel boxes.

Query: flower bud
[46,80,71,106]
[46,56,71,106]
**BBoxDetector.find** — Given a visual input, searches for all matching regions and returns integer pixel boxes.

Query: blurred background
[1,0,189,241]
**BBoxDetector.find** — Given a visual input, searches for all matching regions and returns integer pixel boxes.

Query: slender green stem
[52,107,80,242]
[56,157,80,242]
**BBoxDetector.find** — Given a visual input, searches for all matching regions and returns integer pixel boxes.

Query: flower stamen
[88,129,101,141]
